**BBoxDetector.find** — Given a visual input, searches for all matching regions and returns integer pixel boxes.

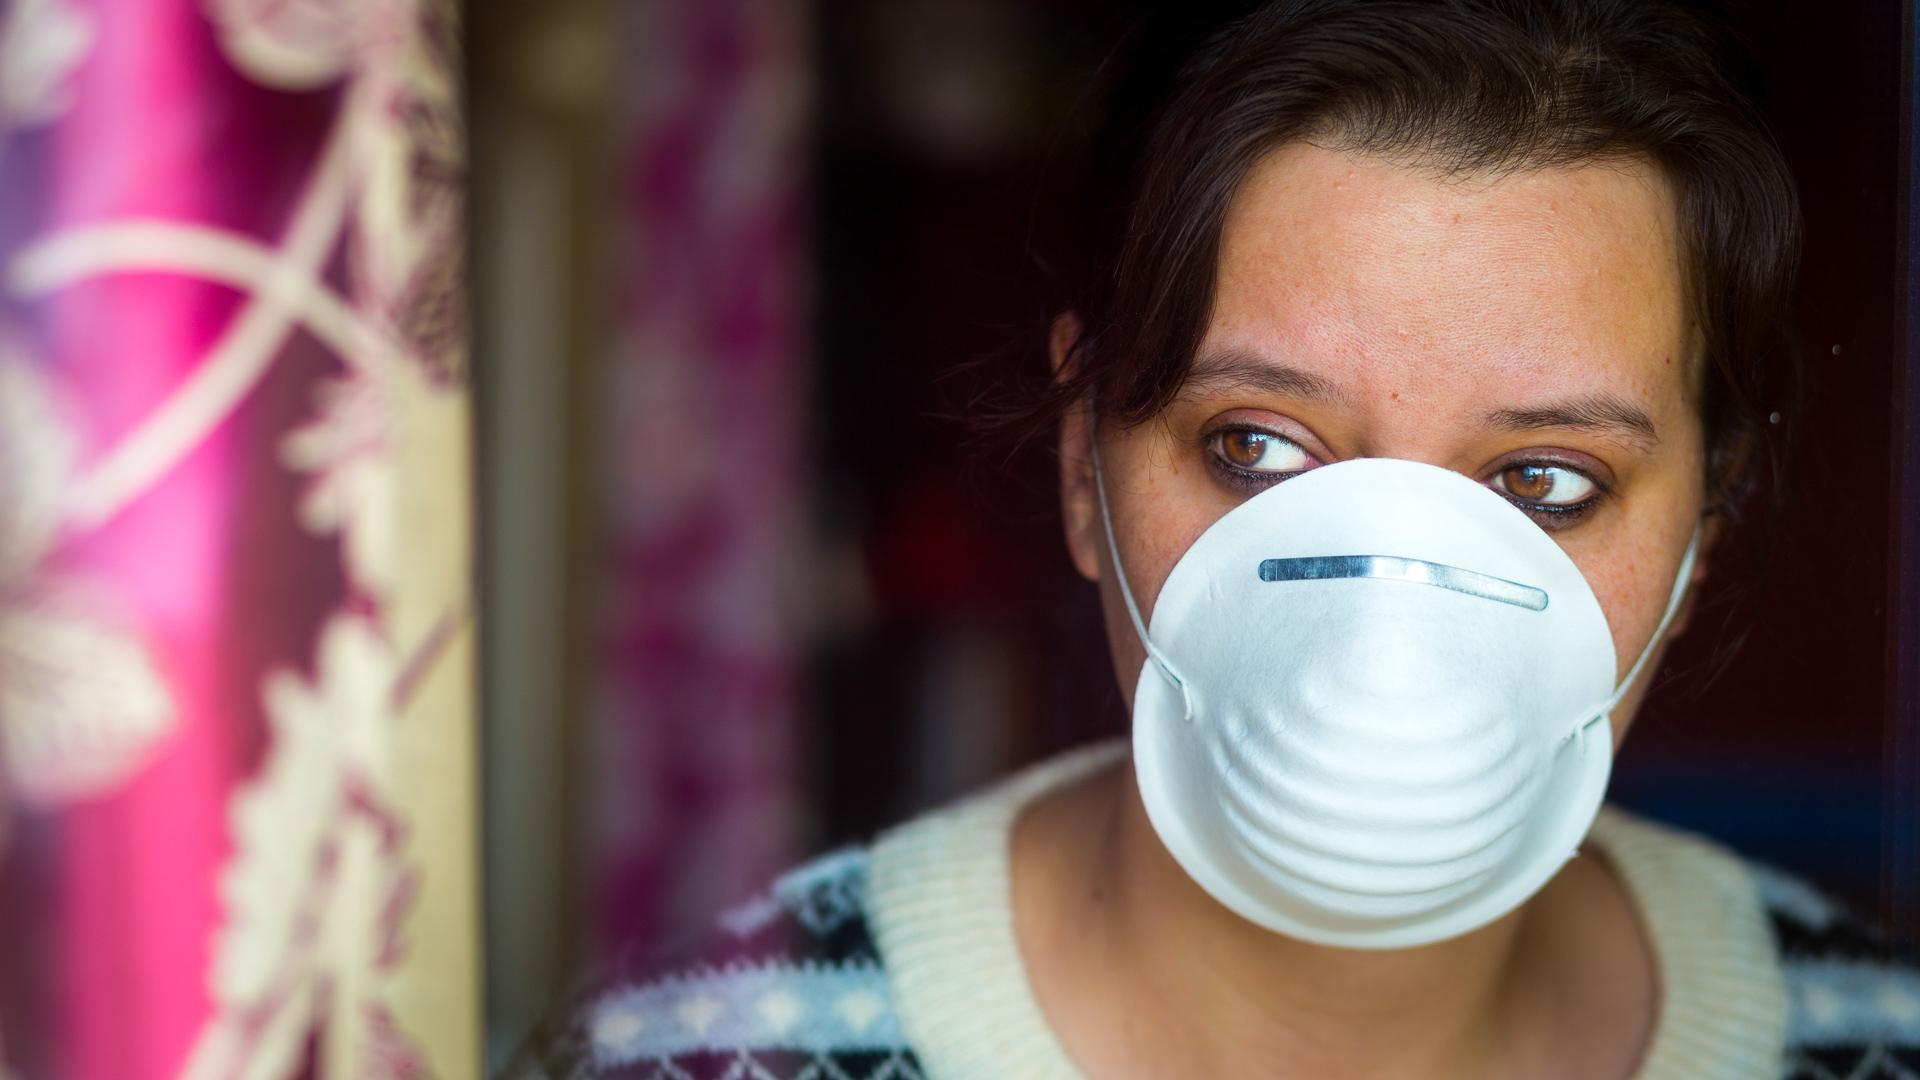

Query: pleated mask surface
[1101,455,1696,949]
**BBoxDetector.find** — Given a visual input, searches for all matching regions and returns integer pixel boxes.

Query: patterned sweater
[509,743,1920,1079]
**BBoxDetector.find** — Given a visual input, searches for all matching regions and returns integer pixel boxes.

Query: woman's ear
[1053,313,1102,583]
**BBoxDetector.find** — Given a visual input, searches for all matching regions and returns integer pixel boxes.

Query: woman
[515,1,1918,1076]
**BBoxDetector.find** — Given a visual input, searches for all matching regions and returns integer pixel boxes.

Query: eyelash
[1200,425,1612,532]
[1505,485,1605,531]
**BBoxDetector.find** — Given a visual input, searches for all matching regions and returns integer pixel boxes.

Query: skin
[1010,141,1718,1078]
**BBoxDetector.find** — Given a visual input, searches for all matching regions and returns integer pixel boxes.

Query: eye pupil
[1224,431,1268,468]
[1506,465,1555,501]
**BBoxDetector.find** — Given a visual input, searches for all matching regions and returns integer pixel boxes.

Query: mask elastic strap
[1579,526,1702,733]
[1090,438,1194,721]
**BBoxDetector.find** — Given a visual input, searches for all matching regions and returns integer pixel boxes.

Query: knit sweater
[509,741,1920,1079]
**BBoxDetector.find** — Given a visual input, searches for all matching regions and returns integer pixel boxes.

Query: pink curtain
[593,0,811,952]
[0,0,479,1076]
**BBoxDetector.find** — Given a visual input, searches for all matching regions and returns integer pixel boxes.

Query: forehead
[1206,141,1692,403]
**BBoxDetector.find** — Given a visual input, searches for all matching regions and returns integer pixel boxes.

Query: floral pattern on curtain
[0,0,479,1076]
[594,0,810,953]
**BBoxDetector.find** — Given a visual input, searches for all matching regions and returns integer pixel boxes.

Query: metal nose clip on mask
[1095,454,1698,950]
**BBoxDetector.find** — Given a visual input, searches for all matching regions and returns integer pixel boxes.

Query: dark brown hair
[1023,0,1801,517]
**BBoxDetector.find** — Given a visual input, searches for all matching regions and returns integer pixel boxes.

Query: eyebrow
[1483,394,1660,449]
[1182,349,1352,403]
[1184,348,1660,449]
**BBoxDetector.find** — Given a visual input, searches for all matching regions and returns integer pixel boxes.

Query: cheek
[1581,556,1656,683]
[1566,513,1696,745]
[1100,507,1211,703]
[1095,441,1224,706]
[1099,571,1149,713]
[1122,512,1214,625]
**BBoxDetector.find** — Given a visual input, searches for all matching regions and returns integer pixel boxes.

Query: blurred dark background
[473,0,1914,1063]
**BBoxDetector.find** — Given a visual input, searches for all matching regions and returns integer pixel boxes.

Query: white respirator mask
[1096,453,1697,950]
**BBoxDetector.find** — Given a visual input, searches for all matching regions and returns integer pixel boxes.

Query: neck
[1017,754,1539,1078]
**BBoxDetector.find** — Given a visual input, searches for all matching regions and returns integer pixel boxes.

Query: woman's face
[1059,141,1708,745]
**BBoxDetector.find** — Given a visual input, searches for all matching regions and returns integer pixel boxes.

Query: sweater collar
[865,738,1786,1079]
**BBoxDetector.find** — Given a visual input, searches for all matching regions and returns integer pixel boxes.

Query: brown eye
[1211,430,1312,473]
[1493,463,1596,507]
